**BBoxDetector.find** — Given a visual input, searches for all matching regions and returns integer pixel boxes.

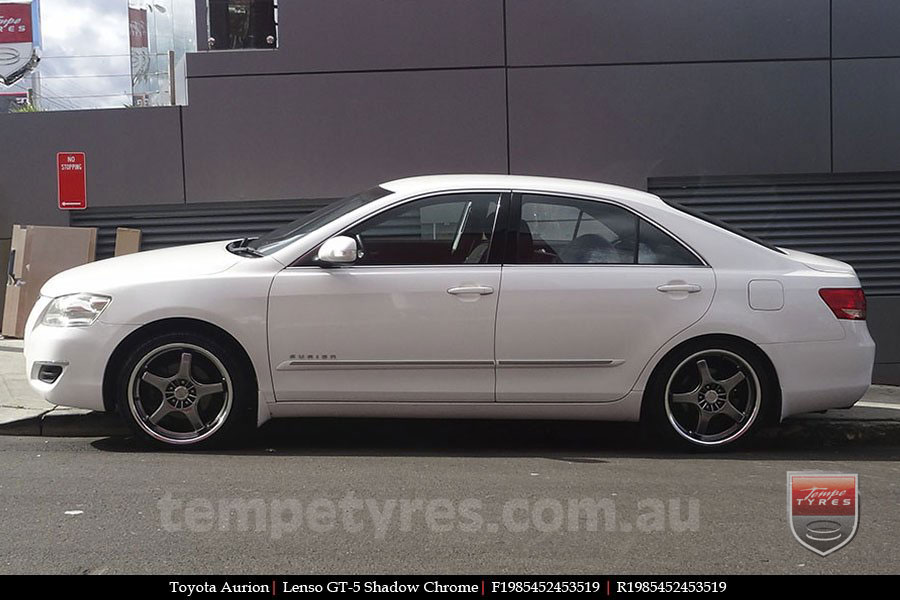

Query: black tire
[643,338,775,451]
[114,330,256,449]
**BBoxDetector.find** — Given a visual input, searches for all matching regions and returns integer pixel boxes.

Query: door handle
[447,285,494,296]
[657,283,702,294]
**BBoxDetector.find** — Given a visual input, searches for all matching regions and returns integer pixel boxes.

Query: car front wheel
[115,331,254,448]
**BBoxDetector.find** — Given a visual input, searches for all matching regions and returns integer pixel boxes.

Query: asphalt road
[0,419,898,575]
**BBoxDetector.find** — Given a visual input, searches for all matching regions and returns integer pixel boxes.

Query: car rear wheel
[646,341,772,450]
[115,331,255,448]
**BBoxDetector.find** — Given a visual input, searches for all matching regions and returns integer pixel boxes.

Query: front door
[495,193,715,402]
[268,192,505,402]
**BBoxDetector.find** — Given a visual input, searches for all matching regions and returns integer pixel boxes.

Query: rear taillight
[818,288,866,320]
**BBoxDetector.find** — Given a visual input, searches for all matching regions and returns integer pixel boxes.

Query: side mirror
[316,236,358,265]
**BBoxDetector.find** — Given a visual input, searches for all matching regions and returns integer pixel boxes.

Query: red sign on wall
[57,152,87,210]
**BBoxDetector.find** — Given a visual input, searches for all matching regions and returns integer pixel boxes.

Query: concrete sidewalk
[1,335,899,442]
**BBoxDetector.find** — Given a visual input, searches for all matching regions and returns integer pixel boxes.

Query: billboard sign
[129,6,150,103]
[0,1,39,86]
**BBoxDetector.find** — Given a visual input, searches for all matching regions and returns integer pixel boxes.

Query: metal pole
[168,49,176,105]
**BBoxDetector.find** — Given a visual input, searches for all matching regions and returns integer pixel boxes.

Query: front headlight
[41,293,112,327]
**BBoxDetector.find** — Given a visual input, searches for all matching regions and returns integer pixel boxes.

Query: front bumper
[763,320,876,420]
[24,296,138,412]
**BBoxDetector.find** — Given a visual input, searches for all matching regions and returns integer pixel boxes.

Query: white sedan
[24,175,875,449]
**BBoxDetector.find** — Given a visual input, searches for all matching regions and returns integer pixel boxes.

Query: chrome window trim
[276,358,625,371]
[283,187,709,269]
[500,263,708,269]
[496,359,625,368]
[276,359,496,371]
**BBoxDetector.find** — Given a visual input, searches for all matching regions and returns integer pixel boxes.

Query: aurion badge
[787,472,858,556]
[0,1,39,86]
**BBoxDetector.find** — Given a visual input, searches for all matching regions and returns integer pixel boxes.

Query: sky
[6,0,130,110]
[6,0,193,110]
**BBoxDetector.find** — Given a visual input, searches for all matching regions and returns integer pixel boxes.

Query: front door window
[347,193,500,265]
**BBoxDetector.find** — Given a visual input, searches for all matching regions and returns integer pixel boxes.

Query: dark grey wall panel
[873,365,900,385]
[508,61,831,189]
[182,69,508,202]
[867,297,900,363]
[869,295,899,384]
[194,0,206,54]
[649,173,900,296]
[0,183,67,241]
[71,199,332,259]
[833,0,900,58]
[0,107,184,237]
[872,363,900,385]
[506,0,829,66]
[859,296,897,384]
[189,0,504,77]
[833,59,900,173]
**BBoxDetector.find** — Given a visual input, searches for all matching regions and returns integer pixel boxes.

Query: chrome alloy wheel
[664,349,762,447]
[127,343,233,445]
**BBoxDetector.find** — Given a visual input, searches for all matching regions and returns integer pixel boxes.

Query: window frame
[293,191,511,268]
[206,0,279,51]
[506,192,709,267]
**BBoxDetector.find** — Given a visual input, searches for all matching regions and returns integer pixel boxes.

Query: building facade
[1,1,899,382]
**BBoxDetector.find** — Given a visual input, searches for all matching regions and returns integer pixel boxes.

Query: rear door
[495,193,715,402]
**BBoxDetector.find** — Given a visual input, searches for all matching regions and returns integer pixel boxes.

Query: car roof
[381,174,666,209]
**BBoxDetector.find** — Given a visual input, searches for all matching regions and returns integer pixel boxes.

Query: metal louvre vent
[70,199,334,259]
[648,173,900,296]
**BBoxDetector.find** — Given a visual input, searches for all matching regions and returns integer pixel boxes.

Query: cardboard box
[114,227,142,256]
[2,225,97,339]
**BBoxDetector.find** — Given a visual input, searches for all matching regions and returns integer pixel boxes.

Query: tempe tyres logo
[787,472,858,556]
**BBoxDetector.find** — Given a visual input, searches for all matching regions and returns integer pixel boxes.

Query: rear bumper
[24,296,137,412]
[763,320,875,419]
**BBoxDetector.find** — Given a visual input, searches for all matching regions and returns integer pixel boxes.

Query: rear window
[661,199,785,254]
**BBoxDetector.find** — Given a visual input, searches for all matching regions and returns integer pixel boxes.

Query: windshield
[248,186,392,254]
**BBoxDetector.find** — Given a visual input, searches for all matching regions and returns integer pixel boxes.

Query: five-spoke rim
[127,343,232,444]
[664,349,761,446]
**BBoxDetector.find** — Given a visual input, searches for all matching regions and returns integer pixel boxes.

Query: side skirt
[264,390,644,423]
